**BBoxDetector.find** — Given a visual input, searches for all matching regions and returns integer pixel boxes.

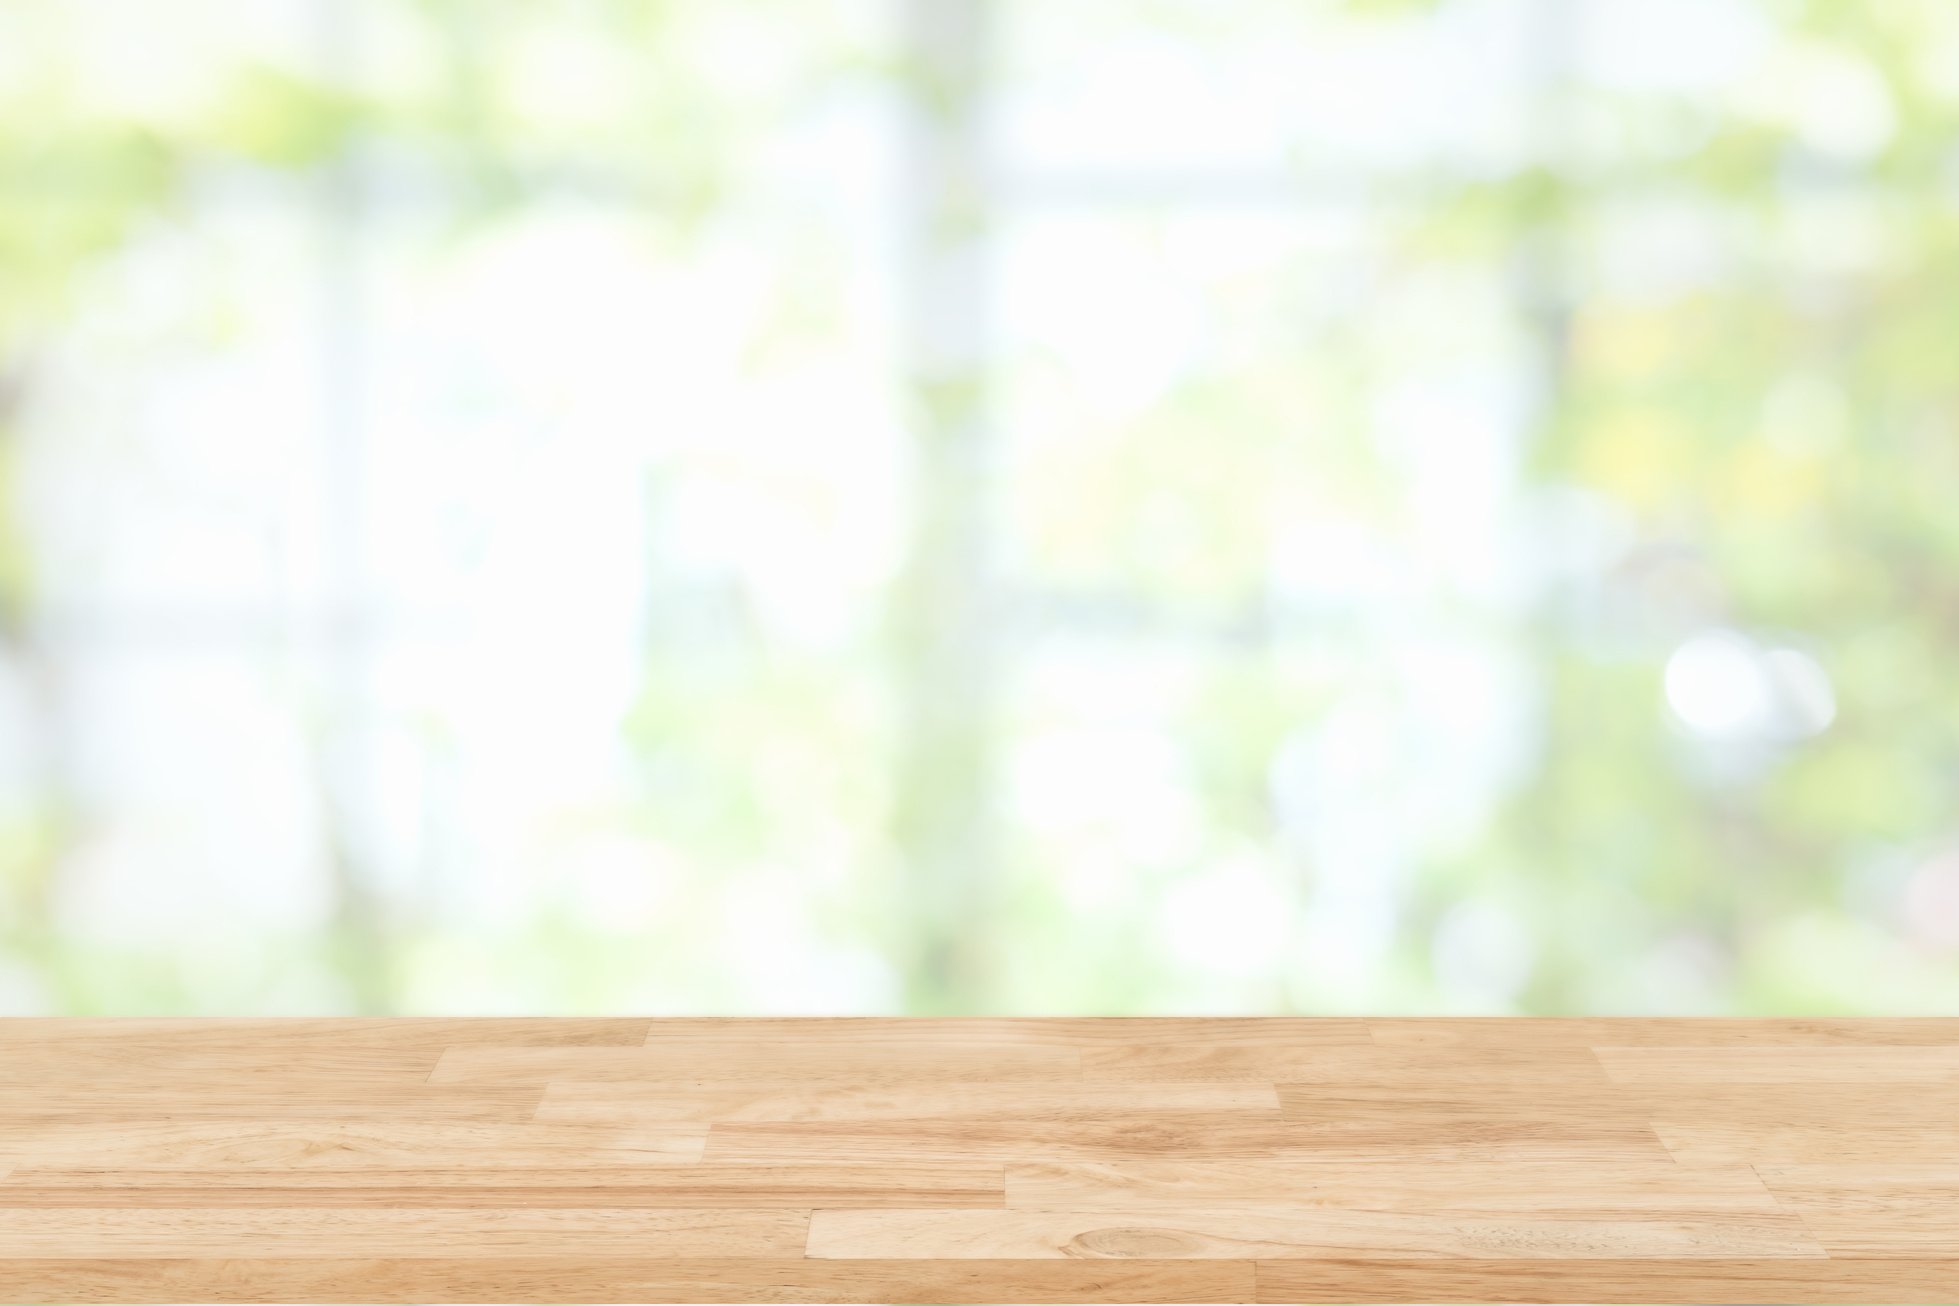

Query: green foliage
[1,0,1956,1018]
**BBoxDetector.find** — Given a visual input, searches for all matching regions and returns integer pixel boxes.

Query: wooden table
[1,1018,1956,1303]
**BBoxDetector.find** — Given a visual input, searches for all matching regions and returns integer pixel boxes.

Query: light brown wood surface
[1,1018,1955,1303]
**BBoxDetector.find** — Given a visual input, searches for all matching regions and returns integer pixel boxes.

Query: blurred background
[2,0,1957,1019]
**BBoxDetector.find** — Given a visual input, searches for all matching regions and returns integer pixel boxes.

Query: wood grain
[1593,1044,1959,1082]
[1253,1257,1959,1304]
[429,1042,1082,1084]
[1084,1043,1609,1084]
[1,1017,1955,1303]
[635,1017,1367,1047]
[805,1206,1825,1259]
[1368,1017,1959,1047]
[0,1256,1256,1303]
[0,1018,653,1049]
[0,1207,809,1257]
[0,1086,551,1124]
[1272,1083,1671,1156]
[536,1079,1280,1123]
[0,1120,709,1168]
[1754,1164,1959,1254]
[0,1163,1006,1209]
[1003,1158,1784,1213]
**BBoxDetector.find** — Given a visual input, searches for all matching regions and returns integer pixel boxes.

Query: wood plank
[1652,1119,1959,1165]
[1627,1084,1959,1163]
[639,1017,1365,1046]
[0,1120,708,1169]
[1755,1164,1959,1254]
[1274,1083,1663,1152]
[0,1018,653,1049]
[0,1047,439,1089]
[1593,1045,1959,1082]
[430,1043,1082,1085]
[1615,1081,1959,1120]
[0,1162,1005,1208]
[0,1085,547,1122]
[0,1207,809,1257]
[0,1257,1257,1304]
[1370,1017,1959,1047]
[702,1118,1312,1164]
[702,1117,1667,1166]
[805,1207,1825,1259]
[536,1080,1280,1124]
[1005,1159,1781,1213]
[1084,1044,1608,1083]
[1253,1257,1959,1304]
[2,1016,1953,1303]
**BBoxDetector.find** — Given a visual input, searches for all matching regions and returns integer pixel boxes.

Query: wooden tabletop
[1,1018,1956,1304]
